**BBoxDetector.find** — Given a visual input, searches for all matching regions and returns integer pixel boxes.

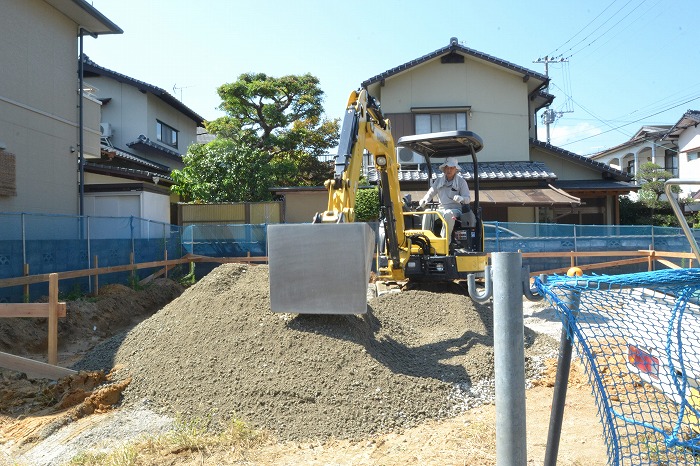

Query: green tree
[173,73,339,202]
[355,187,380,222]
[171,138,281,202]
[635,162,679,208]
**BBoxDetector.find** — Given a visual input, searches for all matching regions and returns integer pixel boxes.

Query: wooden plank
[139,267,166,285]
[0,302,66,318]
[530,257,648,277]
[657,259,682,269]
[0,257,196,288]
[653,251,698,259]
[0,352,76,380]
[521,251,650,259]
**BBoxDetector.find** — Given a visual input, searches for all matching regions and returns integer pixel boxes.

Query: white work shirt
[423,174,471,210]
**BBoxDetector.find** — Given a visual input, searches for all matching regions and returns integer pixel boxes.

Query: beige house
[80,57,205,224]
[275,37,634,225]
[0,0,121,215]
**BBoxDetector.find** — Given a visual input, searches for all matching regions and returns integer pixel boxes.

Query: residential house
[661,110,700,202]
[0,0,121,215]
[275,37,634,225]
[589,126,677,180]
[80,56,205,224]
[591,111,700,204]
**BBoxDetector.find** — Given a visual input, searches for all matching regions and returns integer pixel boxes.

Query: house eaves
[84,162,174,185]
[45,0,122,35]
[663,109,700,140]
[366,161,558,184]
[361,37,552,111]
[590,126,673,159]
[530,138,632,182]
[126,135,182,161]
[81,56,204,126]
[101,145,171,172]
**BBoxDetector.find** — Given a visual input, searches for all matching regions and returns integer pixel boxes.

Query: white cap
[439,156,462,172]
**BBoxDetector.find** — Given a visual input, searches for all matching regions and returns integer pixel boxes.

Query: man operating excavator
[418,156,476,241]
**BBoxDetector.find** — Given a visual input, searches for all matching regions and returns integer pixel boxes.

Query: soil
[0,264,608,465]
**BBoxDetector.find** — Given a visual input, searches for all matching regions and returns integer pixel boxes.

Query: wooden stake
[23,263,29,302]
[93,255,99,296]
[48,273,58,365]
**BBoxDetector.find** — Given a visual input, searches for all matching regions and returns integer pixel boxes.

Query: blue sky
[86,0,700,156]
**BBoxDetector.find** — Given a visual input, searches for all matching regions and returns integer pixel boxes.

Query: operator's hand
[419,198,427,209]
[453,195,464,203]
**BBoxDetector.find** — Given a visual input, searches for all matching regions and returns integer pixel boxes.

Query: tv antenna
[173,83,194,102]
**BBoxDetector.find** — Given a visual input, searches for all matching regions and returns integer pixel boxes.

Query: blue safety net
[536,268,700,465]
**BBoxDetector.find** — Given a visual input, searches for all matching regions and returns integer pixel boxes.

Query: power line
[566,0,650,59]
[559,94,700,149]
[547,0,619,58]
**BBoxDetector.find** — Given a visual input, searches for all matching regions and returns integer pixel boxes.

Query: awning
[403,185,581,207]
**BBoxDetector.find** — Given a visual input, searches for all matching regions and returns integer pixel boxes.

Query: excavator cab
[398,130,484,255]
[380,130,487,283]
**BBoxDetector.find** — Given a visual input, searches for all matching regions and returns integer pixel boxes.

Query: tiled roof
[529,138,632,181]
[127,135,181,160]
[367,161,557,183]
[362,37,550,95]
[84,162,174,184]
[101,145,170,172]
[664,109,700,139]
[81,55,204,125]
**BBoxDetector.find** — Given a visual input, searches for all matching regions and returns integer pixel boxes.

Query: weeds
[65,415,267,466]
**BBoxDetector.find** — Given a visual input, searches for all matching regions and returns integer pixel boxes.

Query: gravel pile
[75,263,557,441]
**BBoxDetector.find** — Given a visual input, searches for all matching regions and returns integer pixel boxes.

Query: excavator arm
[268,89,406,314]
[267,91,488,315]
[315,90,405,236]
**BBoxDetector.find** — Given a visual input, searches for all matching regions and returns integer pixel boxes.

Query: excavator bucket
[267,223,375,314]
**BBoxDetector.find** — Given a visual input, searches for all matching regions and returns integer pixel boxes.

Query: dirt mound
[0,278,185,359]
[76,263,558,442]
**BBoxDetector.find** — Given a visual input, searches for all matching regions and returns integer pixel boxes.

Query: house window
[156,121,178,148]
[688,151,699,162]
[664,150,678,177]
[415,112,467,134]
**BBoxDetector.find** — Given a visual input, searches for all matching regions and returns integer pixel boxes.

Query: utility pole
[533,56,569,144]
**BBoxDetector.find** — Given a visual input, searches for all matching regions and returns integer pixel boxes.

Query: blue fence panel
[182,224,268,257]
[0,213,185,302]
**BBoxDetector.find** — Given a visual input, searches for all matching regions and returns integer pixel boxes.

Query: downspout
[78,28,97,216]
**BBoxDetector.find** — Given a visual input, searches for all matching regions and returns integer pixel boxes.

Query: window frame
[411,108,470,135]
[156,120,179,148]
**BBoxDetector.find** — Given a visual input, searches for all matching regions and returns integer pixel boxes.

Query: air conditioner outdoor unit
[100,122,113,138]
[397,147,424,165]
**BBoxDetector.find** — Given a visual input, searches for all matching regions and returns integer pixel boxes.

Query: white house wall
[95,78,149,149]
[92,75,197,169]
[84,190,170,232]
[677,125,700,198]
[0,0,91,215]
[144,94,195,169]
[141,190,170,224]
[369,58,531,162]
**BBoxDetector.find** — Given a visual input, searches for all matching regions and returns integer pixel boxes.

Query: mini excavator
[268,89,487,314]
